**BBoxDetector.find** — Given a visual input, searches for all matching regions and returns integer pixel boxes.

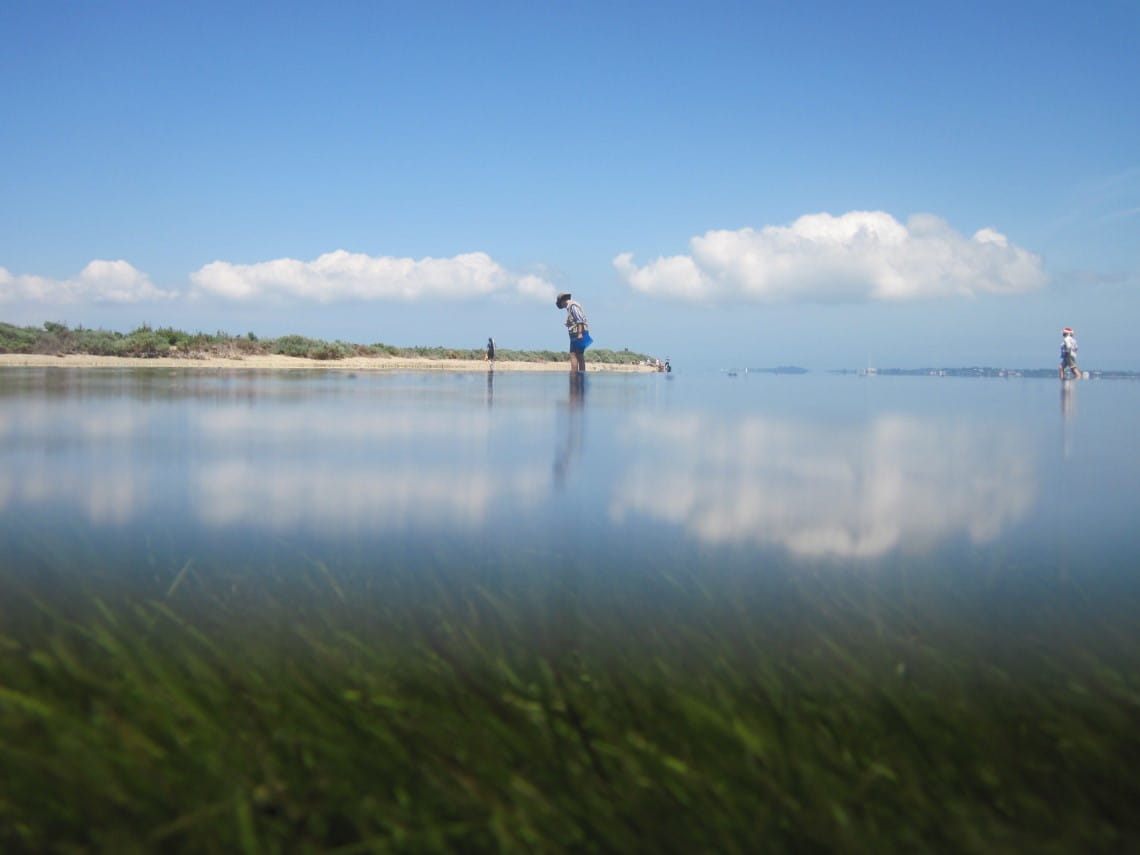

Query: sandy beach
[0,352,658,372]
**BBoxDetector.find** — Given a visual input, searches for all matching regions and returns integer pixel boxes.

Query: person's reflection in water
[485,366,494,410]
[1061,379,1076,459]
[548,373,587,665]
[552,372,585,488]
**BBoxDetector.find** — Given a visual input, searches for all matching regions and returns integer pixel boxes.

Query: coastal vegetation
[0,321,655,366]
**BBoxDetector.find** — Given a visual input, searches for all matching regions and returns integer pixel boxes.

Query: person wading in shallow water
[1059,327,1082,380]
[485,337,495,365]
[556,292,590,373]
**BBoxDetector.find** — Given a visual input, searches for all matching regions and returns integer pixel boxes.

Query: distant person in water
[485,337,495,364]
[1059,327,1081,380]
[555,292,590,373]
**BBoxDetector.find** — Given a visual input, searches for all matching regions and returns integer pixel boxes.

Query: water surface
[3,367,1138,610]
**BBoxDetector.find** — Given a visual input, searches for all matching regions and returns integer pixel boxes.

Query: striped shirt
[564,301,588,336]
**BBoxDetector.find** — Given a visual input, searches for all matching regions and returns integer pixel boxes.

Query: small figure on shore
[485,337,495,364]
[555,292,590,373]
[1059,327,1081,380]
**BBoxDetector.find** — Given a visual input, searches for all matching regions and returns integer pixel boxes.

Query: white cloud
[614,211,1048,303]
[189,249,556,303]
[515,273,558,301]
[0,260,175,304]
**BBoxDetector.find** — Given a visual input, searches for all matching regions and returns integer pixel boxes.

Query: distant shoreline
[0,353,657,372]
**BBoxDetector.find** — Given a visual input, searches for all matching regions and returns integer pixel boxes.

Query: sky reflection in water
[2,368,1138,577]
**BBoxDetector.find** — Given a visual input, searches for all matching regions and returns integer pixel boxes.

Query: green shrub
[0,322,41,353]
[269,335,326,358]
[0,322,661,365]
[73,328,124,356]
[115,327,170,357]
[310,341,354,360]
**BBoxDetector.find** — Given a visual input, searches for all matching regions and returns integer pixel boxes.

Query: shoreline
[0,352,658,373]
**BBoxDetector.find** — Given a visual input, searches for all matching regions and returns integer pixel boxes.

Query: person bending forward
[556,292,589,373]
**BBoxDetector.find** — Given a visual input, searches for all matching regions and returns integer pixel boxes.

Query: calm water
[3,367,1139,605]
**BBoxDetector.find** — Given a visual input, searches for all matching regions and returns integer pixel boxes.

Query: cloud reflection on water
[191,461,551,530]
[0,396,555,531]
[187,403,555,530]
[611,411,1037,559]
[2,380,1042,556]
[0,401,156,524]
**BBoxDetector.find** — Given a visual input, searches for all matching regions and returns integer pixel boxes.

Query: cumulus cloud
[0,260,175,304]
[613,211,1048,303]
[190,249,556,303]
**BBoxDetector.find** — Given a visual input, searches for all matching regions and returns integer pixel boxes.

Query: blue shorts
[570,332,593,353]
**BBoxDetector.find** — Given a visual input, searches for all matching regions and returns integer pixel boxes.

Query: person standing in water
[555,292,590,373]
[485,337,495,365]
[1059,327,1082,380]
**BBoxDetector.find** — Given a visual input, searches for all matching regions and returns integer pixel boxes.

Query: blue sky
[2,0,1137,370]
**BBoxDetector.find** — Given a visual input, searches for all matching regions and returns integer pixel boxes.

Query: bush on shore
[0,321,657,365]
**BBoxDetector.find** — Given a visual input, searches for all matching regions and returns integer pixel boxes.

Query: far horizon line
[725,366,1139,379]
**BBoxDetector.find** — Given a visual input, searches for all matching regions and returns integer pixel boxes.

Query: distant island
[753,365,810,375]
[0,321,660,368]
[827,366,1140,380]
[740,366,1140,379]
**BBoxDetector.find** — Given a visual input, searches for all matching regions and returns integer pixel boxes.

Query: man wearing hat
[555,292,590,373]
[1059,327,1081,380]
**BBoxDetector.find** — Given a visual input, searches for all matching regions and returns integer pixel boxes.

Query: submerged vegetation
[0,321,655,365]
[2,537,1139,852]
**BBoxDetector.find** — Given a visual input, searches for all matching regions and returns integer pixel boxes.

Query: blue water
[3,367,1139,593]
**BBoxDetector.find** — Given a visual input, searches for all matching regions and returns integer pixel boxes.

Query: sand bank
[0,353,657,372]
